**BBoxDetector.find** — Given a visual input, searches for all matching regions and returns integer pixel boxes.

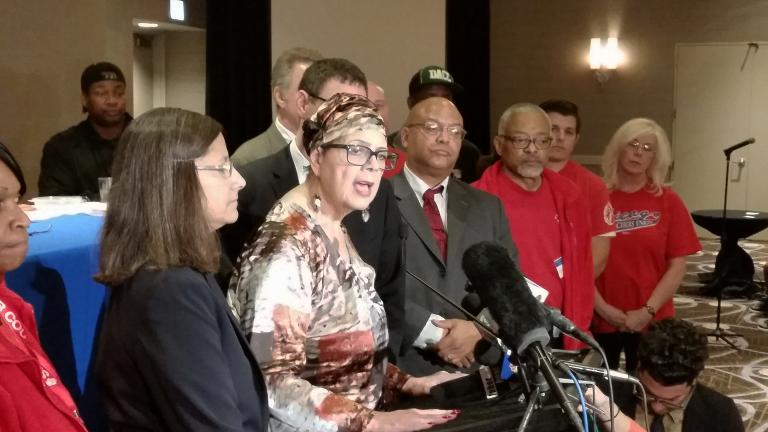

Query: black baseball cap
[408,65,463,97]
[80,62,126,93]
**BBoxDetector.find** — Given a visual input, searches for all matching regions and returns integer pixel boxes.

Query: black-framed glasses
[407,121,466,141]
[498,134,553,150]
[628,139,656,153]
[633,385,691,410]
[195,160,234,178]
[321,144,398,170]
[304,90,327,102]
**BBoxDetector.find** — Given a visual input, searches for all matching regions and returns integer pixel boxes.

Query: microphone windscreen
[461,292,483,314]
[461,241,549,353]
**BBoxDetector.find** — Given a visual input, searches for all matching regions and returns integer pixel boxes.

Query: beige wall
[165,31,207,114]
[271,0,445,132]
[0,0,202,197]
[490,0,768,158]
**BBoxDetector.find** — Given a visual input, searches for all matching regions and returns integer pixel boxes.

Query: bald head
[402,97,464,185]
[367,81,391,132]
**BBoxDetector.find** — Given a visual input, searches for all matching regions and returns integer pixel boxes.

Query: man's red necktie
[422,185,447,261]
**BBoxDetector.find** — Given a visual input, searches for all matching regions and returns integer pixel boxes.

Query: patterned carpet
[675,239,768,431]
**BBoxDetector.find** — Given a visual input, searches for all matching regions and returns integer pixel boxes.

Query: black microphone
[404,269,509,353]
[462,241,584,432]
[465,270,600,350]
[723,137,755,157]
[541,305,600,350]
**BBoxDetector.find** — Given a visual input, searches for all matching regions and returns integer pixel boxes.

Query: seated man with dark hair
[605,318,743,432]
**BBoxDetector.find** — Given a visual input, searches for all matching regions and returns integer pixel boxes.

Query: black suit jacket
[608,380,743,432]
[95,267,269,431]
[221,146,406,358]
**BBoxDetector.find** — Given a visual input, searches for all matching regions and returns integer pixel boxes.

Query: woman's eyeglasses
[628,139,656,153]
[195,160,234,178]
[321,144,398,170]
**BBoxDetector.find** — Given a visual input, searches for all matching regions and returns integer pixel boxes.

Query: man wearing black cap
[389,66,481,183]
[38,62,131,199]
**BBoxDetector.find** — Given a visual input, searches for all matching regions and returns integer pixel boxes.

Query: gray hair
[497,103,551,134]
[271,47,323,89]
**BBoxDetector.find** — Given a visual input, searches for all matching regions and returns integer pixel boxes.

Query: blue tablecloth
[6,213,107,430]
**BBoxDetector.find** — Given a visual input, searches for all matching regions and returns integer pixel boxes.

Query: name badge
[554,257,564,279]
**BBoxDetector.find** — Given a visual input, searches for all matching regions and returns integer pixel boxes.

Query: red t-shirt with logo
[559,160,615,236]
[592,187,701,333]
[490,177,566,309]
[0,277,86,431]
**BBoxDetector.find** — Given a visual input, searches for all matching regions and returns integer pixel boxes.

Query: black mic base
[428,369,523,408]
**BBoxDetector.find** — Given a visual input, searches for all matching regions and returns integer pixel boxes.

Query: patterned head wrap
[301,93,385,154]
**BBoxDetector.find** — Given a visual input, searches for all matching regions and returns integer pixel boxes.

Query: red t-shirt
[593,187,701,333]
[559,161,615,236]
[0,277,86,432]
[488,176,566,309]
[382,146,406,179]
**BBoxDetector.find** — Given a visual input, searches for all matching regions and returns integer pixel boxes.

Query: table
[691,209,768,297]
[6,214,108,430]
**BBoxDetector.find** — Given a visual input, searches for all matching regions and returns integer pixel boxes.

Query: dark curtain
[446,0,491,154]
[206,0,272,152]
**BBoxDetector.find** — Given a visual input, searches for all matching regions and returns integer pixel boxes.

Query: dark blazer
[95,267,269,431]
[608,380,744,432]
[220,145,406,358]
[391,172,518,376]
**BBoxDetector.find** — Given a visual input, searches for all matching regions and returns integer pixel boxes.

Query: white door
[673,42,768,240]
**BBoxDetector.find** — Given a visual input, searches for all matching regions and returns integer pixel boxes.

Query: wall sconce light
[589,37,624,84]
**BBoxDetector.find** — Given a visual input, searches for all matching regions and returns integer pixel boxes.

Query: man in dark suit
[221,58,405,359]
[605,318,743,432]
[232,47,322,166]
[392,96,518,376]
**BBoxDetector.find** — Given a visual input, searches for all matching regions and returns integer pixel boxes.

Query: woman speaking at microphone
[229,94,460,432]
[95,108,269,431]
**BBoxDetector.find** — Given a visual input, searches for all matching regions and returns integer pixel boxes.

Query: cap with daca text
[408,65,464,97]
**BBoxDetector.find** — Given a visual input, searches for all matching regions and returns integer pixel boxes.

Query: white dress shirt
[274,116,296,144]
[289,139,310,184]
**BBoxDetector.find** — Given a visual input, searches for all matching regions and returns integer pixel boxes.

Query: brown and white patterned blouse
[228,201,409,432]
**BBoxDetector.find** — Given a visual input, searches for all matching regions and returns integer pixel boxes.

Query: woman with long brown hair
[94,108,269,431]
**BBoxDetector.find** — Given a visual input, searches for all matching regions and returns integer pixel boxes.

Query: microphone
[464,272,600,350]
[557,361,641,386]
[723,137,755,157]
[461,241,584,432]
[404,269,509,353]
[541,305,600,350]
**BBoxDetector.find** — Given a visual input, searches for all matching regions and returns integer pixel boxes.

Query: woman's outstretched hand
[366,408,459,431]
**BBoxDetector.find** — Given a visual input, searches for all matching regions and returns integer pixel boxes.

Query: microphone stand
[706,145,744,349]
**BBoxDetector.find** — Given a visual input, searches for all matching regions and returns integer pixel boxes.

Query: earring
[361,207,370,223]
[312,194,322,213]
